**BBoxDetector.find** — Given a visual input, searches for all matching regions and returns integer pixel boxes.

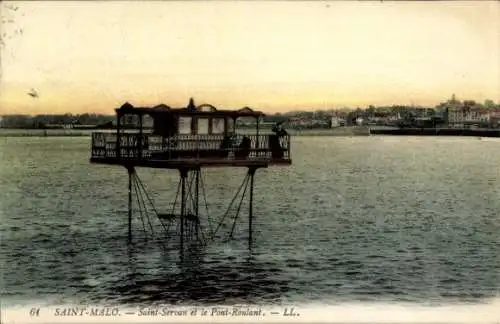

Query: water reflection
[95,242,290,305]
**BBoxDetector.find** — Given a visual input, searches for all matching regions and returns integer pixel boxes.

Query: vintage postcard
[0,1,499,323]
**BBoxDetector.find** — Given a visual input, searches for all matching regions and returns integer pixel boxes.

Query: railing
[91,132,291,162]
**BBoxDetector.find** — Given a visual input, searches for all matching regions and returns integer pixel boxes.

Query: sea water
[0,135,499,321]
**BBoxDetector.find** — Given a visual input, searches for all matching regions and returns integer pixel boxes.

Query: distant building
[330,116,341,128]
[487,109,500,118]
[439,94,491,127]
[484,109,500,127]
[288,117,302,127]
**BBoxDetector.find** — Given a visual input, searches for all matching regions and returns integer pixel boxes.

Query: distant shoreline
[369,127,500,137]
[0,127,371,137]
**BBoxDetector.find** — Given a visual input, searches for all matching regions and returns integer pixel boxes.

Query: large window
[178,117,192,135]
[197,118,209,134]
[211,118,225,134]
[226,118,234,134]
[122,114,140,128]
[143,114,154,129]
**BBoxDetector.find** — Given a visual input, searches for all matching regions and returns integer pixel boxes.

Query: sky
[0,1,499,115]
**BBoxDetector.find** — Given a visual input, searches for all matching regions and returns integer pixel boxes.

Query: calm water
[1,136,499,307]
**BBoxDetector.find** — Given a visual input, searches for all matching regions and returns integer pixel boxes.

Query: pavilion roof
[115,100,265,118]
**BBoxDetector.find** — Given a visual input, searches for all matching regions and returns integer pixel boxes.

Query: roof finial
[187,97,196,111]
[121,102,134,109]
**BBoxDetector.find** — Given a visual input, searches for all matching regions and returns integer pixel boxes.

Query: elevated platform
[90,132,292,169]
[89,99,292,251]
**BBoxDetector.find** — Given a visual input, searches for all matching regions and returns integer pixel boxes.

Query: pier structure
[90,98,291,251]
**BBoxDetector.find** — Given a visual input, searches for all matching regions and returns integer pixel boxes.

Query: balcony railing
[91,132,291,163]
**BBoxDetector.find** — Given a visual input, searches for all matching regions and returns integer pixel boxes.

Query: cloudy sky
[0,1,499,114]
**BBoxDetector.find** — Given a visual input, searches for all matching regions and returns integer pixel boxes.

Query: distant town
[1,95,499,130]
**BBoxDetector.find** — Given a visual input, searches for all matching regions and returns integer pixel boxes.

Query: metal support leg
[195,168,200,240]
[180,169,187,253]
[248,168,256,249]
[127,166,134,242]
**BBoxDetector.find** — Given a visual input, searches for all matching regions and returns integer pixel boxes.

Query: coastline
[0,127,372,137]
[3,126,500,138]
[369,127,500,137]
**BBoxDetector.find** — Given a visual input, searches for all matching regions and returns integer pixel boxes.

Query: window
[197,118,209,134]
[226,118,234,134]
[143,114,154,129]
[211,118,225,134]
[178,117,192,135]
[123,114,139,127]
